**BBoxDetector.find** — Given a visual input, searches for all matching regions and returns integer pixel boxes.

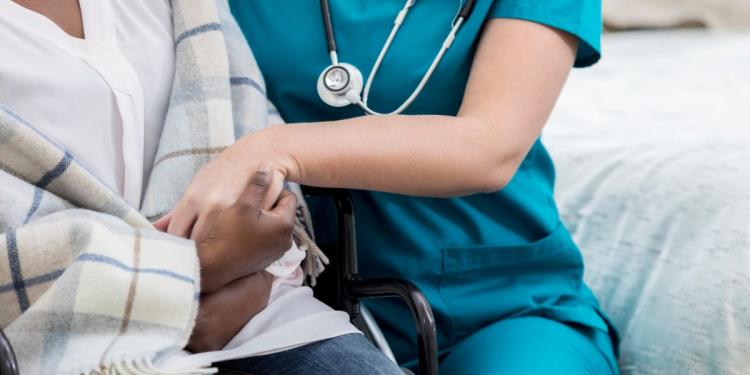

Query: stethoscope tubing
[319,0,476,115]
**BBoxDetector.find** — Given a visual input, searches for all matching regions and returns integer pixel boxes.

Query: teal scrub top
[230,0,617,367]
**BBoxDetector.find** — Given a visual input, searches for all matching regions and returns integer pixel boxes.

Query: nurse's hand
[163,140,293,245]
[155,165,297,293]
[187,271,274,353]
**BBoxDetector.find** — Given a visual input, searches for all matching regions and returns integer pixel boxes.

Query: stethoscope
[316,0,476,115]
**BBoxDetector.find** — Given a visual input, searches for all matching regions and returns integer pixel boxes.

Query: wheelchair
[0,189,438,375]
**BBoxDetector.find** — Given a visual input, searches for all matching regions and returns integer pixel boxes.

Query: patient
[0,0,401,374]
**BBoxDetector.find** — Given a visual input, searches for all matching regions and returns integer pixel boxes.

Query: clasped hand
[154,161,296,352]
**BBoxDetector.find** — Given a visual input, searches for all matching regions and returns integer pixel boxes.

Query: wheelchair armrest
[0,329,19,375]
[345,278,438,375]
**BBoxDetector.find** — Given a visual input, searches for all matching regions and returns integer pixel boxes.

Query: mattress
[545,31,750,374]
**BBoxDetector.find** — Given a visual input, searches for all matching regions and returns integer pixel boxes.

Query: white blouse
[0,0,174,207]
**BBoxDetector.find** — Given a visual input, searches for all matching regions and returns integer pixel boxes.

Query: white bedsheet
[545,31,750,374]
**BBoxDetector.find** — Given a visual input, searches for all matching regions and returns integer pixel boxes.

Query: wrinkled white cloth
[545,31,750,375]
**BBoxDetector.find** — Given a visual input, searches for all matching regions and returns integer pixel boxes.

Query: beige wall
[604,0,750,30]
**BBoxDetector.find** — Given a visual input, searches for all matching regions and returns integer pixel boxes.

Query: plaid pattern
[0,1,319,373]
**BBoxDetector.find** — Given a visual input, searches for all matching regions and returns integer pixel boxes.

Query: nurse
[169,0,619,373]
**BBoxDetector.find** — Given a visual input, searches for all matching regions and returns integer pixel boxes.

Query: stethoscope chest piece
[317,63,364,107]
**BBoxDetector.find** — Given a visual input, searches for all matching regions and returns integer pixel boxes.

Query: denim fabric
[216,334,403,375]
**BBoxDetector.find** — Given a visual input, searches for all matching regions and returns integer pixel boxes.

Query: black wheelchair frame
[0,330,16,375]
[305,188,438,375]
[0,189,438,375]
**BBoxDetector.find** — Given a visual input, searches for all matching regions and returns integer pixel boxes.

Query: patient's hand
[187,271,274,353]
[156,165,297,293]
[197,166,296,293]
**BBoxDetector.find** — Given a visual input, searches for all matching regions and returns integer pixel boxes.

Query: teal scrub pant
[440,317,616,375]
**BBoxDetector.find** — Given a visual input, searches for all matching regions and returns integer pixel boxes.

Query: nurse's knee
[440,317,615,375]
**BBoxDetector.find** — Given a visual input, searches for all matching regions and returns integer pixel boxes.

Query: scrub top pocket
[438,223,591,339]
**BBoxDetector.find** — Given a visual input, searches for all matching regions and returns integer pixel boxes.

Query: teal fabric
[440,317,615,375]
[490,0,602,67]
[230,0,616,372]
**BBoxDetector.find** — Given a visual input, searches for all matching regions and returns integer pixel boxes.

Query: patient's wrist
[197,247,224,293]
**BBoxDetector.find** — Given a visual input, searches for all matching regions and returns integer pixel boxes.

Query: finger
[237,162,273,208]
[190,207,221,242]
[260,170,285,211]
[152,212,173,232]
[270,189,298,225]
[167,199,199,238]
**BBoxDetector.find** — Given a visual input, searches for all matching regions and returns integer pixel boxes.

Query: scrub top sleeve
[488,0,602,67]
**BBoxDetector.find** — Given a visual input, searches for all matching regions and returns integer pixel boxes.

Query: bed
[545,30,750,374]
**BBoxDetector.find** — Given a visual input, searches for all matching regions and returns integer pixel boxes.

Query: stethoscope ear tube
[320,0,337,53]
[458,0,476,19]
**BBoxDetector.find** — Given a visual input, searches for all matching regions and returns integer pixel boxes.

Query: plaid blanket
[0,1,320,373]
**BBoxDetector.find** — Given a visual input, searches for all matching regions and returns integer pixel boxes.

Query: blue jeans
[215,333,403,375]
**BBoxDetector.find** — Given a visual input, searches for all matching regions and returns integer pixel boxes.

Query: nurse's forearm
[165,21,575,237]
[235,19,574,197]
[248,20,576,197]
[254,114,530,197]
